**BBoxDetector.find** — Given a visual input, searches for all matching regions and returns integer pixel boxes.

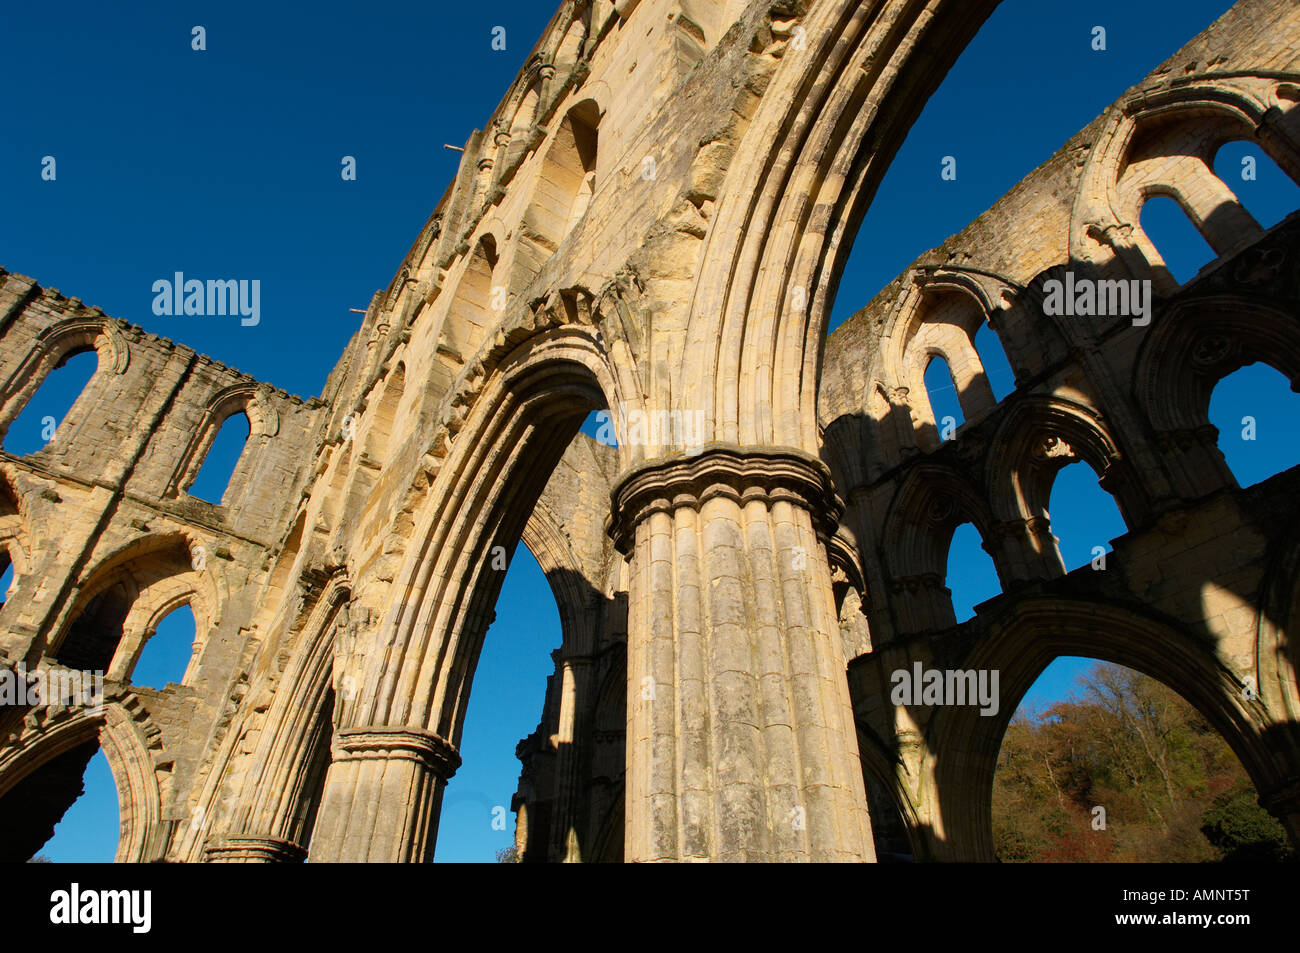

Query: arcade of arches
[2,0,1300,863]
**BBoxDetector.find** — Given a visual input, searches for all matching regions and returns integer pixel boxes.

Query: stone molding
[607,443,844,554]
[204,834,307,863]
[331,726,462,780]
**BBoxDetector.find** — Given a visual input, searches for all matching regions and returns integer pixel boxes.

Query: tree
[991,661,1287,862]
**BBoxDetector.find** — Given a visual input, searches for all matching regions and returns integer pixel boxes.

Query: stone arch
[880,463,998,635]
[982,397,1142,581]
[509,83,540,148]
[206,579,349,862]
[521,504,600,658]
[167,383,273,502]
[881,270,1021,443]
[1134,295,1300,498]
[1070,74,1300,289]
[0,317,126,442]
[263,509,306,604]
[307,308,628,861]
[0,700,164,863]
[510,99,602,295]
[358,361,406,469]
[0,472,33,602]
[373,333,621,733]
[439,236,502,365]
[827,533,872,660]
[48,532,220,683]
[551,4,591,75]
[921,597,1290,861]
[496,59,549,185]
[680,0,1001,450]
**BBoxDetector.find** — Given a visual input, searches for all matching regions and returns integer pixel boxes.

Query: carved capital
[204,834,307,863]
[607,444,843,555]
[332,726,461,780]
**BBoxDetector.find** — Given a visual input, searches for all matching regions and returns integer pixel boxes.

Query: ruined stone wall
[1,0,1298,865]
[0,269,325,860]
[816,0,1300,859]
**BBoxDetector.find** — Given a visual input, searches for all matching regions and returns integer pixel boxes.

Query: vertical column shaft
[614,447,875,862]
[306,727,459,863]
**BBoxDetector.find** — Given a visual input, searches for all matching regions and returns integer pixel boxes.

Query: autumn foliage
[992,662,1293,862]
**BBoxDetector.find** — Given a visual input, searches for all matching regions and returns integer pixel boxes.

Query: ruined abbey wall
[1,0,1298,864]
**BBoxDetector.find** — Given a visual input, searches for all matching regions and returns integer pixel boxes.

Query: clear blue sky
[4,0,1297,862]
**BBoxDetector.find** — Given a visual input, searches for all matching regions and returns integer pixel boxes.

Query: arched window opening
[974,321,1015,402]
[924,354,964,436]
[1046,461,1128,573]
[3,349,98,456]
[1209,363,1300,488]
[58,586,132,673]
[513,102,600,289]
[0,551,14,604]
[509,84,540,146]
[1140,195,1217,285]
[433,545,560,861]
[266,511,306,599]
[445,240,500,360]
[1212,141,1300,229]
[994,659,1291,862]
[946,522,1000,623]
[824,5,1233,334]
[187,411,251,504]
[1,743,118,862]
[0,480,18,517]
[56,541,197,675]
[554,15,588,73]
[361,363,406,466]
[580,405,617,448]
[131,604,197,689]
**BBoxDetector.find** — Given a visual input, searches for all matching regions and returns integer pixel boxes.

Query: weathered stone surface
[1,0,1298,863]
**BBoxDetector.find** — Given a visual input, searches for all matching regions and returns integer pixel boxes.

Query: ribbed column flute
[306,727,460,863]
[613,447,875,862]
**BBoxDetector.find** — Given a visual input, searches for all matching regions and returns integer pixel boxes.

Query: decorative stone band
[607,443,844,555]
[204,834,307,864]
[332,726,462,781]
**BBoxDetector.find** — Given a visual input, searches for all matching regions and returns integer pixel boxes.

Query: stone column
[611,446,875,862]
[548,653,594,862]
[205,835,306,863]
[306,727,460,863]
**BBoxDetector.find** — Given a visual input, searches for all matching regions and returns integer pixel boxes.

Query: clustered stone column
[204,835,307,863]
[306,726,460,863]
[610,446,875,862]
[547,652,594,862]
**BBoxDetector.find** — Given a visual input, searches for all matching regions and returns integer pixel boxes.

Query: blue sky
[5,0,1298,862]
